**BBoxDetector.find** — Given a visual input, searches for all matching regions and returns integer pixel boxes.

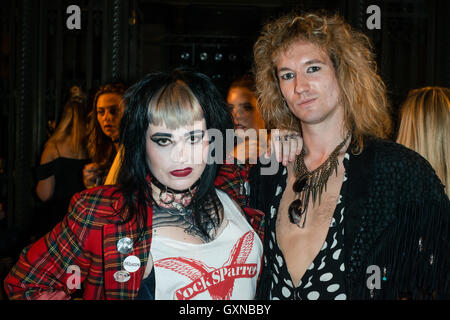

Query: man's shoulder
[367,138,435,173]
[364,137,446,199]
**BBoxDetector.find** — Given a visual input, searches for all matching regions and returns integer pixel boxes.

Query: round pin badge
[117,237,133,254]
[113,270,130,283]
[123,255,141,273]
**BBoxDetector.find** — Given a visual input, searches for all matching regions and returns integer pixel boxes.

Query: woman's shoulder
[40,142,59,165]
[68,185,126,224]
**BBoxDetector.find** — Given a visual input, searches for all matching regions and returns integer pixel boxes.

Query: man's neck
[301,121,349,166]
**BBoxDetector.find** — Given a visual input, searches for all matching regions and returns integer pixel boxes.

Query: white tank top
[150,189,263,300]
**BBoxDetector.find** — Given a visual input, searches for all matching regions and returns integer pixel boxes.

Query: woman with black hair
[5,68,264,300]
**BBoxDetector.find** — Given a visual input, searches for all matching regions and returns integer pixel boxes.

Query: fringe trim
[365,198,450,299]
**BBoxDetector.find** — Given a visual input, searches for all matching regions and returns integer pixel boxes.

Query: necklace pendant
[288,199,306,228]
[288,209,304,226]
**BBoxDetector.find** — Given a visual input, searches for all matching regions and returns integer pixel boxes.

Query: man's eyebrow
[277,67,292,73]
[305,59,325,65]
[277,59,325,73]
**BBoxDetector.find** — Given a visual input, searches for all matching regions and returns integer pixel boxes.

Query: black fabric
[252,137,450,300]
[34,157,90,236]
[36,161,56,180]
[136,268,156,300]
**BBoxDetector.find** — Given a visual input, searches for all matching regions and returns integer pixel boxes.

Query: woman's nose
[231,106,242,121]
[171,141,189,163]
[104,111,113,121]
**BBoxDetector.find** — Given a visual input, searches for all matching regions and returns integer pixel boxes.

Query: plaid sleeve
[215,164,264,241]
[215,163,249,208]
[4,191,102,300]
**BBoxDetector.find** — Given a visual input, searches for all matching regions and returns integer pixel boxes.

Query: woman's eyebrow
[97,104,118,110]
[184,130,205,137]
[151,130,204,139]
[151,132,172,138]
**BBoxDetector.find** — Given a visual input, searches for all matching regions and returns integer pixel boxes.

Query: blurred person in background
[83,83,126,188]
[226,74,266,163]
[396,86,450,198]
[35,86,90,234]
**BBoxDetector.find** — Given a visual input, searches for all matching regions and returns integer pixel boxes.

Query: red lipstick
[170,168,193,177]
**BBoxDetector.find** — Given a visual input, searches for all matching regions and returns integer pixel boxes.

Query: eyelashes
[279,65,322,80]
[150,132,205,147]
[150,137,171,146]
[306,66,321,73]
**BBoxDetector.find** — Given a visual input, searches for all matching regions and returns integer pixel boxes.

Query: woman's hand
[82,163,103,188]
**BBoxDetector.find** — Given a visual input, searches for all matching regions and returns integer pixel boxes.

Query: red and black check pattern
[5,165,265,300]
[215,164,264,241]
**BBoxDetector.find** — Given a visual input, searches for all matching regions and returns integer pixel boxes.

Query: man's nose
[294,74,311,94]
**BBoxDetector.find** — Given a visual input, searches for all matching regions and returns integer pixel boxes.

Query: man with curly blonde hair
[249,12,449,300]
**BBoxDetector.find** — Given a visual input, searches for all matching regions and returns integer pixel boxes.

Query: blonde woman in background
[35,86,90,235]
[397,86,450,197]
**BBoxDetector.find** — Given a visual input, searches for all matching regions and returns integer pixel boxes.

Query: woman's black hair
[116,68,234,239]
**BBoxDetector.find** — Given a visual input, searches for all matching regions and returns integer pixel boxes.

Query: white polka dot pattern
[264,155,350,300]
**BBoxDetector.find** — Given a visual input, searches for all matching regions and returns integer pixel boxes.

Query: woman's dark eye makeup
[150,133,172,146]
[152,137,172,146]
[188,132,205,144]
[151,130,205,146]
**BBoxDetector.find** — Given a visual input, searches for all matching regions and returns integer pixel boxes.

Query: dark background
[0,0,449,299]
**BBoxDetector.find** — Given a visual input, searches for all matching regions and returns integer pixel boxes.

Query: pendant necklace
[288,132,351,228]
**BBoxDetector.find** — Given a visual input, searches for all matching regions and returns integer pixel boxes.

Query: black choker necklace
[150,177,200,213]
[150,177,200,195]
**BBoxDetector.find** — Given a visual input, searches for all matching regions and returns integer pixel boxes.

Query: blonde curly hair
[253,12,392,152]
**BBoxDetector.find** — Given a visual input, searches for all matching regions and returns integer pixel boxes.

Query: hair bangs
[148,80,204,129]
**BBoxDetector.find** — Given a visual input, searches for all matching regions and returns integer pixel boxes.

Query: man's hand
[266,129,303,166]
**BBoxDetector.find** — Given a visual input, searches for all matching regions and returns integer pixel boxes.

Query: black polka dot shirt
[265,153,350,300]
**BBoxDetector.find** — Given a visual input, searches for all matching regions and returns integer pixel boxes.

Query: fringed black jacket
[250,137,450,299]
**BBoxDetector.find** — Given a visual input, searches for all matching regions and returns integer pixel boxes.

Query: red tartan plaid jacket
[4,164,264,300]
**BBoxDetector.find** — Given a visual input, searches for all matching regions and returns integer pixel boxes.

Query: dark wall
[0,0,449,240]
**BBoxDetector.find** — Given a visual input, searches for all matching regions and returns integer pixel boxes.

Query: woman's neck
[112,140,120,151]
[150,178,199,211]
